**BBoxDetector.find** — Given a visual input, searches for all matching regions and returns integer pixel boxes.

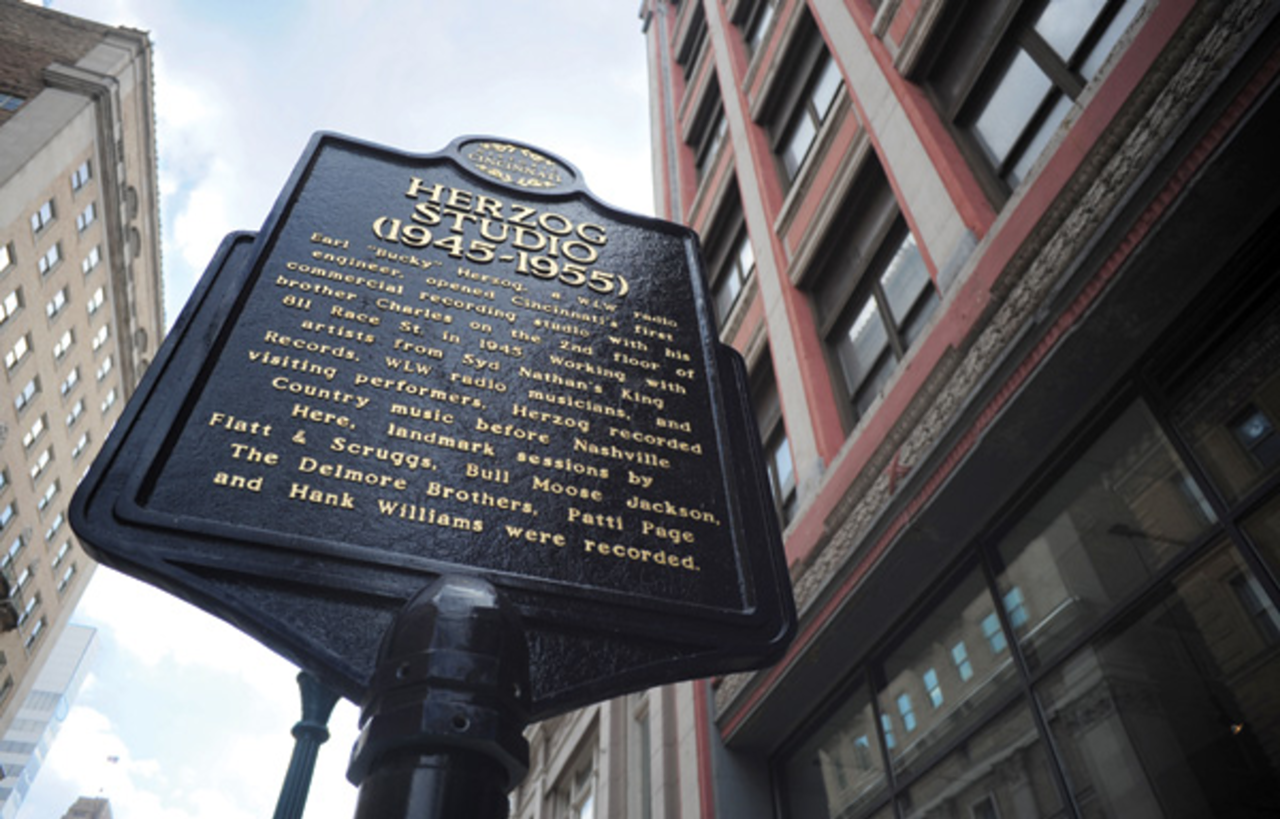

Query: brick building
[510,2,1280,818]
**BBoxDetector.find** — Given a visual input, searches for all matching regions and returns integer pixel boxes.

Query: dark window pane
[1037,542,1280,817]
[898,704,1065,819]
[1173,304,1280,503]
[994,401,1216,670]
[878,568,1021,780]
[1243,493,1280,602]
[783,681,890,819]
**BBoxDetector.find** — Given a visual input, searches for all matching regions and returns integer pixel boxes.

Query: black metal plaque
[72,134,794,716]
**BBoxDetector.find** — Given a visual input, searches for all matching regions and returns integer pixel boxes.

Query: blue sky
[20,1,654,816]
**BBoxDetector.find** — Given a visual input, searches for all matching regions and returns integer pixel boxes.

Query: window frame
[921,0,1143,205]
[752,354,797,525]
[763,15,844,186]
[30,199,55,235]
[70,160,92,192]
[809,161,939,427]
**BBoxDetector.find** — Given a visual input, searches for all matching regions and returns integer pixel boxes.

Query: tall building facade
[0,624,96,816]
[512,2,1280,817]
[0,0,162,748]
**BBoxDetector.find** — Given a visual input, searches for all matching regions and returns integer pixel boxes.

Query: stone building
[0,0,162,777]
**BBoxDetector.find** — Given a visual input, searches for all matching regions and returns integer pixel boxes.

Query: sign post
[71,135,795,813]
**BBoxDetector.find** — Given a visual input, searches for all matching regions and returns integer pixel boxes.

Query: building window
[5,535,25,569]
[100,387,117,415]
[922,668,943,708]
[57,563,77,595]
[16,594,39,630]
[810,161,939,425]
[5,334,31,371]
[29,447,52,482]
[879,713,895,751]
[0,93,24,112]
[0,503,14,531]
[86,286,105,316]
[30,200,55,235]
[66,398,85,428]
[781,679,888,819]
[923,0,1145,202]
[14,377,38,414]
[76,202,97,232]
[51,540,71,570]
[91,324,109,351]
[704,191,756,325]
[0,243,12,273]
[766,17,843,183]
[36,481,58,513]
[737,0,776,55]
[688,86,727,183]
[14,565,32,595]
[0,470,7,496]
[70,160,92,192]
[557,746,596,819]
[53,329,74,361]
[20,414,47,450]
[71,432,90,460]
[60,367,81,397]
[1002,586,1028,628]
[45,287,68,320]
[981,612,1007,654]
[896,693,917,732]
[96,356,113,382]
[1231,573,1280,644]
[38,243,62,276]
[23,617,46,652]
[44,512,64,542]
[991,401,1217,670]
[675,5,708,85]
[877,567,1021,780]
[951,641,974,681]
[0,288,21,326]
[82,245,101,275]
[753,356,797,524]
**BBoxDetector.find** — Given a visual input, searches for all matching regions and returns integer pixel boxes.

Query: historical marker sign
[72,135,794,717]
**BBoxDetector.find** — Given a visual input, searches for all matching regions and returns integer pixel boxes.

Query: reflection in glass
[878,568,1020,780]
[1034,0,1107,62]
[1173,304,1280,503]
[1244,494,1280,612]
[973,50,1053,167]
[1037,542,1280,817]
[1079,0,1144,79]
[837,299,890,398]
[898,704,1065,819]
[993,401,1216,669]
[879,233,930,335]
[1008,93,1072,187]
[784,680,889,819]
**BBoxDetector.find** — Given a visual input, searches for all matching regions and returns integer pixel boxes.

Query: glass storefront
[777,299,1280,817]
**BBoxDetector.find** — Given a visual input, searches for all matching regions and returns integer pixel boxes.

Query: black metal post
[347,575,530,819]
[273,671,341,819]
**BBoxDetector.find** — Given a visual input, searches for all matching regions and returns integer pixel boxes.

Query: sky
[18,1,656,817]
